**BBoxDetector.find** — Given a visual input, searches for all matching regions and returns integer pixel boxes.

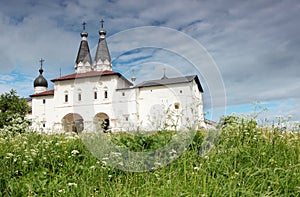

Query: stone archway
[62,113,84,133]
[94,112,110,132]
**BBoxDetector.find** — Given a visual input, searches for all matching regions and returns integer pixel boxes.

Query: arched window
[174,102,180,109]
[77,89,82,101]
[64,91,68,103]
[104,86,108,99]
[94,88,97,100]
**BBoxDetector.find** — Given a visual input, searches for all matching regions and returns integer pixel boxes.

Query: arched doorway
[94,113,110,132]
[62,113,84,133]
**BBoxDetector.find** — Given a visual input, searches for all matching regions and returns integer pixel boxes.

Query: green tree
[0,89,29,130]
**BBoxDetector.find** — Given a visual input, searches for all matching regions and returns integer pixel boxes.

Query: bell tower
[75,22,93,73]
[93,19,112,72]
[33,58,48,93]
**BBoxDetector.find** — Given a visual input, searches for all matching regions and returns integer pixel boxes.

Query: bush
[0,90,29,135]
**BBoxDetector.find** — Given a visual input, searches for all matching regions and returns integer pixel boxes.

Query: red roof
[51,71,120,82]
[30,90,54,97]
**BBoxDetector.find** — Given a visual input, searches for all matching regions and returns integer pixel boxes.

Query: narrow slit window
[174,102,180,109]
[78,93,81,101]
[94,92,97,99]
[43,99,46,104]
[65,94,68,102]
[104,91,108,99]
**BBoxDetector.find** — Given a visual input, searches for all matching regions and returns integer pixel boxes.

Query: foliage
[0,117,300,196]
[0,89,30,134]
[110,130,176,151]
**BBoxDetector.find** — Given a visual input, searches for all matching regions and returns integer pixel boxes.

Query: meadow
[0,116,300,196]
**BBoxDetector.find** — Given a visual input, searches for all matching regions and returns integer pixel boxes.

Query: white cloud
[0,0,300,120]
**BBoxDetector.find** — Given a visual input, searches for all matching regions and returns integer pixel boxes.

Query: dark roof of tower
[75,39,92,64]
[94,21,111,63]
[135,75,203,92]
[75,23,92,65]
[34,68,48,88]
[94,37,111,63]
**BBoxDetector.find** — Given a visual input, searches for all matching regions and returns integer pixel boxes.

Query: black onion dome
[34,68,48,87]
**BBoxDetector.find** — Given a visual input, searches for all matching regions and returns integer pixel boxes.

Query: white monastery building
[30,21,205,133]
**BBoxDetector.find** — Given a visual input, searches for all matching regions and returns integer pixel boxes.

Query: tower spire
[80,21,88,39]
[99,19,107,39]
[75,21,92,73]
[39,58,45,74]
[161,68,168,79]
[101,19,104,28]
[93,19,112,71]
[34,58,48,93]
[82,21,86,31]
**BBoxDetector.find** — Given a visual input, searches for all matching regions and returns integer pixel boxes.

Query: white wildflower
[6,153,14,157]
[71,150,79,155]
[194,166,200,171]
[67,182,77,187]
[111,152,122,156]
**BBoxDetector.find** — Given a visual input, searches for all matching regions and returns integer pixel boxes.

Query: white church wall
[137,82,204,131]
[48,74,138,132]
[31,95,55,132]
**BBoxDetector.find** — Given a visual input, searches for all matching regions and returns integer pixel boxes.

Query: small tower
[161,68,168,80]
[34,58,48,94]
[93,19,112,72]
[75,22,92,73]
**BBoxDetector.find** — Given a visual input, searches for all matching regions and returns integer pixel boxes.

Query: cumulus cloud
[0,0,299,120]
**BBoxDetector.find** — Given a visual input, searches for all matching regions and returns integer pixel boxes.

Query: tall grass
[0,118,299,196]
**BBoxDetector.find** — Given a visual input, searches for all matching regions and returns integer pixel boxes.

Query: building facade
[30,22,205,133]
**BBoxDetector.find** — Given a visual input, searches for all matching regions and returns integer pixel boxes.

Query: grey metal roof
[135,75,203,92]
[75,40,92,64]
[94,38,111,63]
[33,68,48,88]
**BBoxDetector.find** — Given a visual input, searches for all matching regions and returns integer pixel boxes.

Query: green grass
[0,123,300,196]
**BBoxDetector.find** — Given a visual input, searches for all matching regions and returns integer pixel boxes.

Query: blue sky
[0,0,300,122]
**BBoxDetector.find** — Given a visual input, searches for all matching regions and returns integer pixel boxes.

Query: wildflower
[170,149,177,154]
[71,150,79,155]
[6,153,14,157]
[90,165,96,169]
[67,182,77,187]
[108,175,113,178]
[194,166,200,171]
[167,180,171,184]
[112,151,122,156]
